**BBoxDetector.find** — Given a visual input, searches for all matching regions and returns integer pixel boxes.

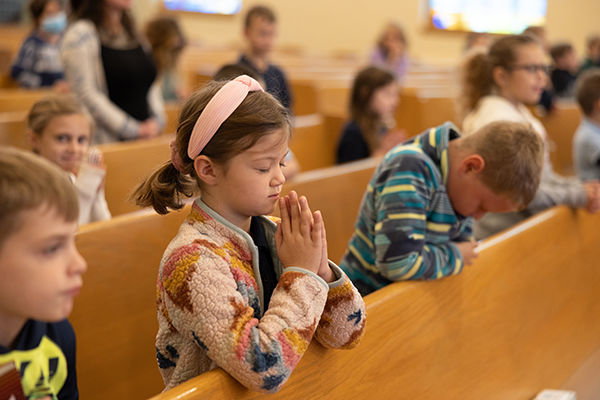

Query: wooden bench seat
[70,160,379,400]
[0,110,27,149]
[97,134,173,216]
[146,206,600,400]
[0,89,51,113]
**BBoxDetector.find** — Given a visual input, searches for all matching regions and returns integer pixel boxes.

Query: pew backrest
[97,134,173,216]
[146,206,600,400]
[71,207,191,400]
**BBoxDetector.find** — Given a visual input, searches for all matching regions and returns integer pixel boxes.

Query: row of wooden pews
[70,156,600,400]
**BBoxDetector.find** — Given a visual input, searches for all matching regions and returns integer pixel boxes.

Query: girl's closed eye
[41,239,66,256]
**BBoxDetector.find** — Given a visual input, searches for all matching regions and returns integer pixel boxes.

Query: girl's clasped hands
[275,190,336,283]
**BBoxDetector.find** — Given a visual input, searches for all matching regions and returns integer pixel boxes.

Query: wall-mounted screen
[429,0,547,34]
[163,0,243,15]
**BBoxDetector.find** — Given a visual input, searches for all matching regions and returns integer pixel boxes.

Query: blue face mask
[41,12,66,35]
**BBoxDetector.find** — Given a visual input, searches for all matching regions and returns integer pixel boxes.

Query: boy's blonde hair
[27,94,95,137]
[460,121,544,208]
[0,147,79,249]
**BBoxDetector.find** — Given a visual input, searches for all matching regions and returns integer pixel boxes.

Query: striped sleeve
[370,151,463,281]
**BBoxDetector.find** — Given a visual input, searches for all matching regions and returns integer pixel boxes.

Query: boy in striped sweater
[340,121,544,295]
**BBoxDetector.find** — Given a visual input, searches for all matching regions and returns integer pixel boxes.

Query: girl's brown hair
[459,34,540,119]
[144,16,187,75]
[349,66,396,153]
[27,94,95,137]
[132,80,292,215]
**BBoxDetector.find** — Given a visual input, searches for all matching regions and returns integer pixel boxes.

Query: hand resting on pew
[455,241,478,266]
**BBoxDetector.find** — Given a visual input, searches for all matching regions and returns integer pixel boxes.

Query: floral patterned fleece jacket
[155,198,366,393]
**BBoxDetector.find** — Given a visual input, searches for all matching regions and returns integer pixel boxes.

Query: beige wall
[136,0,600,65]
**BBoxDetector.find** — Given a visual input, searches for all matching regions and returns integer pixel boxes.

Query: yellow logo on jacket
[0,336,67,399]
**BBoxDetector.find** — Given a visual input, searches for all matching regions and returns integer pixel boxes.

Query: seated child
[580,34,600,73]
[236,5,293,112]
[11,0,68,91]
[573,69,600,180]
[340,121,544,296]
[337,66,406,164]
[370,22,411,83]
[550,43,579,98]
[27,95,111,225]
[132,76,365,393]
[144,16,188,102]
[0,147,87,400]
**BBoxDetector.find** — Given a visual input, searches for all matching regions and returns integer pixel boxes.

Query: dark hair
[132,79,291,215]
[349,66,396,153]
[70,0,135,38]
[576,68,600,116]
[459,34,539,119]
[213,63,261,82]
[550,43,574,62]
[244,5,276,29]
[587,34,600,52]
[29,0,62,26]
[145,16,187,74]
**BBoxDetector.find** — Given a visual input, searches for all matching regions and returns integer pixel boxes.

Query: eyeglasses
[510,64,553,74]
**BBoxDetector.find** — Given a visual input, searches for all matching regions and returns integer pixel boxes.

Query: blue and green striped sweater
[340,122,473,296]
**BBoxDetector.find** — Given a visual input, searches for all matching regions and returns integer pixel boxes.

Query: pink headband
[187,75,264,159]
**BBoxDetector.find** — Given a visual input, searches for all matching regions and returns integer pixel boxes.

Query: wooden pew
[97,134,173,216]
[290,79,319,116]
[71,207,191,400]
[539,102,582,177]
[0,110,28,149]
[290,114,338,171]
[395,86,460,138]
[164,101,181,134]
[146,206,600,400]
[69,160,379,400]
[0,89,51,112]
[278,158,379,263]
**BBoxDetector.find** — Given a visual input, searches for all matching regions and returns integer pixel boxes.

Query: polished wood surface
[0,111,27,149]
[539,102,582,177]
[0,89,51,112]
[97,134,173,216]
[147,206,600,400]
[72,207,191,400]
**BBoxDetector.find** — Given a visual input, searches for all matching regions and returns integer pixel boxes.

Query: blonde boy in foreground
[340,121,544,296]
[0,147,87,399]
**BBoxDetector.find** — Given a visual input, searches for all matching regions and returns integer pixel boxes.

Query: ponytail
[458,52,494,120]
[459,34,540,120]
[130,160,197,215]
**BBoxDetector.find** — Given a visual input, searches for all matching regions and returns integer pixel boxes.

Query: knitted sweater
[155,198,366,393]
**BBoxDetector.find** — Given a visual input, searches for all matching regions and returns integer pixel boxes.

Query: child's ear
[492,66,509,88]
[26,129,39,151]
[194,156,219,186]
[461,154,485,174]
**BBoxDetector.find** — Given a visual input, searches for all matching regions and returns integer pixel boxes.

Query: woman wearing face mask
[11,0,69,92]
